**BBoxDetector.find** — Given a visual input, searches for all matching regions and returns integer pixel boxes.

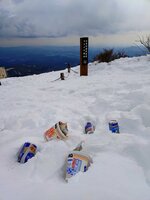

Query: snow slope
[1,55,150,200]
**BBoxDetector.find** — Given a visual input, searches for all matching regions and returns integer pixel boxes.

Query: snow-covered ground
[1,55,150,200]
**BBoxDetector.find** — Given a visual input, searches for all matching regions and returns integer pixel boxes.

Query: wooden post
[67,63,71,73]
[60,73,65,80]
[68,68,70,73]
[80,37,88,76]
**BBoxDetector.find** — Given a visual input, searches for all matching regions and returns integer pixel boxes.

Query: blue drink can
[17,142,37,163]
[109,120,119,133]
[85,122,95,134]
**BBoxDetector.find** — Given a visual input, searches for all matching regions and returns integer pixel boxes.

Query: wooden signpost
[80,37,88,76]
[60,73,65,80]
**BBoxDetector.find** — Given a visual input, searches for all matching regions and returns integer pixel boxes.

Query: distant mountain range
[0,45,147,77]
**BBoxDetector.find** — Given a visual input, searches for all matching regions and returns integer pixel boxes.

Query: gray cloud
[0,0,150,38]
[12,0,25,4]
[0,10,36,37]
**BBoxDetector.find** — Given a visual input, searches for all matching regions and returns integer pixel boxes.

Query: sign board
[80,37,88,76]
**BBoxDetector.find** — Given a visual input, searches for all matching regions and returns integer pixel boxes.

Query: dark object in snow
[67,63,71,73]
[109,120,120,133]
[85,122,95,134]
[0,82,1,86]
[17,142,37,163]
[60,73,65,80]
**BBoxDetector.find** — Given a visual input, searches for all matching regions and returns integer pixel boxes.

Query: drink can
[85,122,95,134]
[44,121,68,141]
[109,120,119,133]
[65,151,92,181]
[17,142,37,163]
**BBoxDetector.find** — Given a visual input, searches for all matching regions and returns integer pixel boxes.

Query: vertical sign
[80,37,88,76]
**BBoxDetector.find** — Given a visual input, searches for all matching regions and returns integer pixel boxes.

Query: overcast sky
[0,0,150,46]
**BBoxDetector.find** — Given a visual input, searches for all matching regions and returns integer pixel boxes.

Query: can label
[67,158,82,176]
[85,122,95,134]
[65,151,92,180]
[44,127,58,140]
[17,142,37,163]
[109,120,119,133]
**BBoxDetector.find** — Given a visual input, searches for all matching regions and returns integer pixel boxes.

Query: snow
[1,55,150,200]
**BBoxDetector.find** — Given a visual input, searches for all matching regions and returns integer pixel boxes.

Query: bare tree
[137,35,150,53]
